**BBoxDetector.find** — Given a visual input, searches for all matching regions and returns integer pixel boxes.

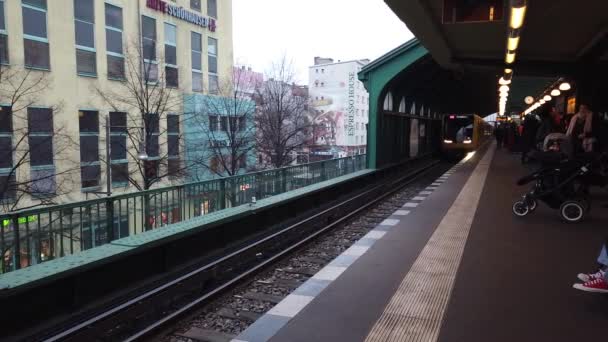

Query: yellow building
[0,0,234,211]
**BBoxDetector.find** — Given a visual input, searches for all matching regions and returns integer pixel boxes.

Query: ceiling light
[510,4,527,29]
[508,36,520,51]
[499,77,512,85]
[499,85,510,92]
[505,68,513,74]
[540,99,545,104]
[559,82,571,91]
[543,95,552,101]
[551,89,561,96]
[506,51,516,64]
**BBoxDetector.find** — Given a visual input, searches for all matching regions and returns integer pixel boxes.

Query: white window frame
[74,0,97,76]
[164,22,178,88]
[191,31,203,92]
[22,2,50,70]
[0,0,8,64]
[105,2,124,80]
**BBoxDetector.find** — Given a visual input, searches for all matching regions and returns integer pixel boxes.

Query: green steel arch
[359,39,429,169]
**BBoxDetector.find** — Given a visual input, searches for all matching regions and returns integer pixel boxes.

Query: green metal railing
[0,155,367,274]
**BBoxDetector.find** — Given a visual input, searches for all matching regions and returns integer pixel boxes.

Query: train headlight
[464,139,472,144]
[444,139,453,144]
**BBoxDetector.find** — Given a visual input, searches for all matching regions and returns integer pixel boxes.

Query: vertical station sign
[346,72,356,144]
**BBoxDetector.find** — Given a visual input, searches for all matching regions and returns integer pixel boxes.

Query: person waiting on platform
[566,104,596,154]
[573,241,608,293]
[536,107,563,149]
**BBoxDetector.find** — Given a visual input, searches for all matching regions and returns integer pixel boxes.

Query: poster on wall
[410,119,419,158]
[554,96,565,113]
[567,96,576,114]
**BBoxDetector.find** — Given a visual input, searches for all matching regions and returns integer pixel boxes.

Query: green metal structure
[0,155,366,274]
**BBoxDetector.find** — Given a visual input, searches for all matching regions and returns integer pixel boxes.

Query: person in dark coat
[494,123,504,149]
[520,114,540,163]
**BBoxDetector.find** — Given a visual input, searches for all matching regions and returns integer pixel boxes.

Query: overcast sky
[232,0,414,84]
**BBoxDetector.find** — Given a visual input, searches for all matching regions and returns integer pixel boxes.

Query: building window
[27,107,55,195]
[109,111,128,186]
[210,156,220,173]
[239,155,247,170]
[167,114,180,177]
[321,82,324,87]
[208,37,218,94]
[207,0,217,18]
[105,3,124,79]
[321,69,324,73]
[164,23,178,88]
[0,106,14,201]
[22,0,50,69]
[79,110,100,189]
[209,115,218,131]
[146,113,160,158]
[141,15,158,82]
[220,116,228,132]
[190,0,201,11]
[0,0,8,64]
[74,0,96,76]
[191,31,203,92]
[238,116,246,132]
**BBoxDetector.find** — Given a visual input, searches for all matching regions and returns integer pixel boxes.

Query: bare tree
[95,42,186,192]
[0,64,74,214]
[186,67,256,179]
[255,57,314,168]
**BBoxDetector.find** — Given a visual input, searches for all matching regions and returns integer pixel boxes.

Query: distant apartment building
[233,65,264,98]
[308,57,370,157]
[0,0,234,212]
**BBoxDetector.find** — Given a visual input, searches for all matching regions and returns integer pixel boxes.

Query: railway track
[42,159,451,342]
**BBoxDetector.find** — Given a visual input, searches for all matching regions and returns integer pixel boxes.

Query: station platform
[234,143,608,342]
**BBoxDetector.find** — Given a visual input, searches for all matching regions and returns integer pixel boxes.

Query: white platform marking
[313,266,348,281]
[365,231,387,240]
[343,245,370,257]
[380,219,400,226]
[365,145,495,342]
[393,210,411,216]
[403,202,419,208]
[267,294,314,318]
[412,196,426,201]
[420,191,433,195]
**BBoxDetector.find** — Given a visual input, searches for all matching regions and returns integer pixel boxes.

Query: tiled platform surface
[234,145,608,342]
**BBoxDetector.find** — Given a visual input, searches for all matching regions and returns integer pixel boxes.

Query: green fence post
[281,168,287,192]
[12,214,20,270]
[219,178,226,210]
[106,198,114,243]
[321,161,327,181]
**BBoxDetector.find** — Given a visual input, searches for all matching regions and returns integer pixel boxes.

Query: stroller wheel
[527,199,538,212]
[512,201,530,217]
[560,201,586,223]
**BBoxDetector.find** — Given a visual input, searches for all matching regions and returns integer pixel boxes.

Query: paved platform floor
[233,144,608,342]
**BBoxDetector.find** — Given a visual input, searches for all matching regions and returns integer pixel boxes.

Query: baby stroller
[512,133,601,223]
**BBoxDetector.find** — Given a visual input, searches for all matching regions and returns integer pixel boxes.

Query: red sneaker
[573,278,608,293]
[577,269,605,282]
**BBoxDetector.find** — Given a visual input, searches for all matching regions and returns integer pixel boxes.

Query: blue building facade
[183,94,257,181]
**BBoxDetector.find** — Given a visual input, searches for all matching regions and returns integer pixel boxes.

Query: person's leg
[576,243,607,282]
[597,243,608,267]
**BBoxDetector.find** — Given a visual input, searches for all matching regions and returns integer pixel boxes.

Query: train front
[442,114,476,154]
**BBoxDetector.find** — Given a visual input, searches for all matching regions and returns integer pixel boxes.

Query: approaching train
[441,114,493,154]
